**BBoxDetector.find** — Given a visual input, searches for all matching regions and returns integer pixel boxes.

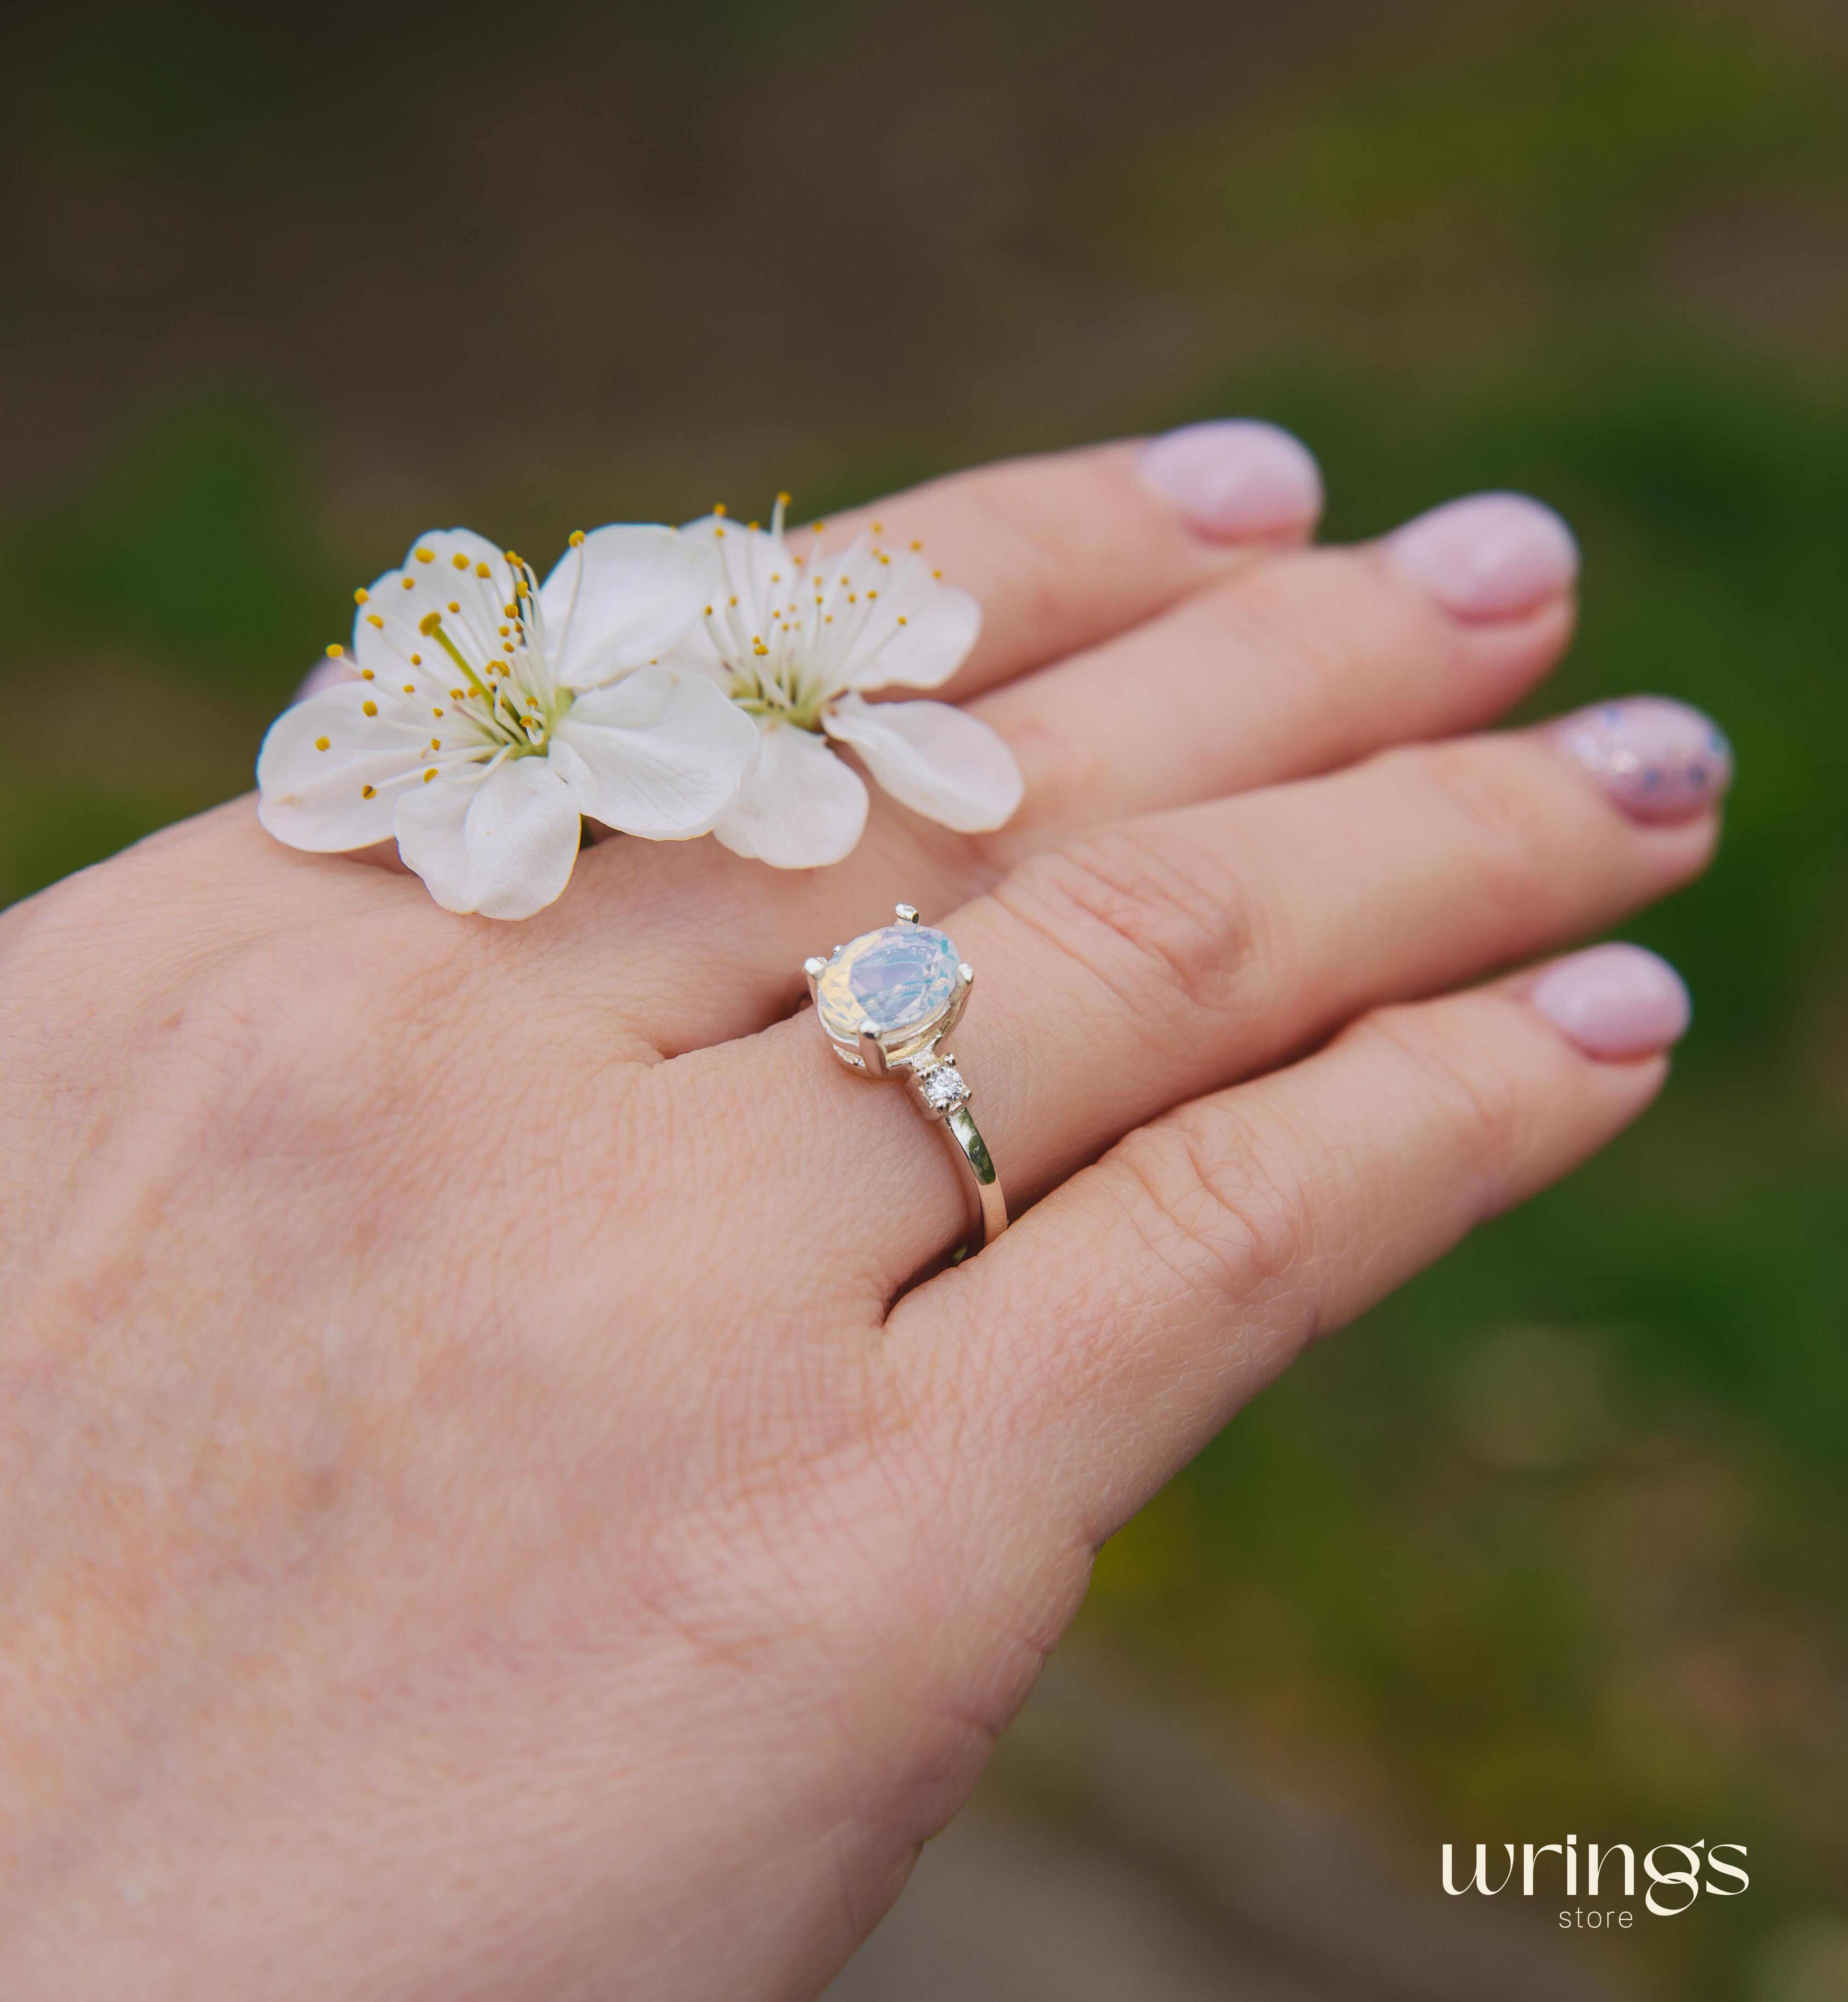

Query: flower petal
[836,545,981,693]
[256,683,430,852]
[538,526,722,690]
[547,666,758,839]
[393,757,582,920]
[352,528,516,694]
[713,719,868,868]
[823,694,1023,833]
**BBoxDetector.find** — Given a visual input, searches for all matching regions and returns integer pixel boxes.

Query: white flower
[257,526,758,919]
[662,498,1023,868]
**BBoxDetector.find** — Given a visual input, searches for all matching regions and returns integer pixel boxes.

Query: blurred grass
[2,1,1845,1995]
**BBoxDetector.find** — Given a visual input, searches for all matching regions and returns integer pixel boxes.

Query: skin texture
[0,436,1724,2001]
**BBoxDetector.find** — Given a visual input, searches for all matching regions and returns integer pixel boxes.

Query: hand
[0,427,1727,2000]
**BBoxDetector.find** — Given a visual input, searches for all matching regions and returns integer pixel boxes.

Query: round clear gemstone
[817,923,960,1042]
[917,1063,969,1111]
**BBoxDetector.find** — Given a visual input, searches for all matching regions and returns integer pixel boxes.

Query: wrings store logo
[1443,1836,1749,1930]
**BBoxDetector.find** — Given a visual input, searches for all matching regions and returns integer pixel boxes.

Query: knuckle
[991,707,1107,841]
[1109,1105,1310,1306]
[1353,1001,1529,1188]
[1389,739,1562,914]
[1001,823,1261,1040]
[1220,548,1436,693]
[955,474,1085,634]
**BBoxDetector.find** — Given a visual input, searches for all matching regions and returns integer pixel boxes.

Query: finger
[885,950,1689,1541]
[972,493,1579,846]
[802,422,1323,701]
[706,709,1726,1291]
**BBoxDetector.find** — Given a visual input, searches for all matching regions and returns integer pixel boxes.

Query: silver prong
[803,955,826,1002]
[938,960,974,1035]
[895,903,920,925]
[857,1025,889,1077]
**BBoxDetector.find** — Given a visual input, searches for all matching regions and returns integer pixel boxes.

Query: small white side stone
[917,1063,970,1111]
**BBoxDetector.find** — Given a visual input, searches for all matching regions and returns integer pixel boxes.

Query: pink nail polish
[1386,492,1579,619]
[1138,420,1324,544]
[293,656,358,704]
[1552,696,1732,822]
[1529,944,1691,1060]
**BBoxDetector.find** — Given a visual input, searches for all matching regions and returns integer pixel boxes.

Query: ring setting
[805,906,1007,1250]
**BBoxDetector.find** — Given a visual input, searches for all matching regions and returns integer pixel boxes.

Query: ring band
[805,904,1009,1252]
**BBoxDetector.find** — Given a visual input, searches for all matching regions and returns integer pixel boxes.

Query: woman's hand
[0,427,1727,2001]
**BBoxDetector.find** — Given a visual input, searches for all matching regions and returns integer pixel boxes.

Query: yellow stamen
[569,529,585,547]
[451,553,469,570]
[416,548,434,563]
[361,784,375,798]
[419,609,495,705]
[314,736,330,751]
[363,700,378,716]
[353,589,369,605]
[423,768,437,783]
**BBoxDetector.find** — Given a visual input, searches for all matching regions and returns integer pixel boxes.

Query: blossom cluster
[257,499,1022,918]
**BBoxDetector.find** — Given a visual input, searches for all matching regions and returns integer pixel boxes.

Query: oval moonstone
[817,924,961,1041]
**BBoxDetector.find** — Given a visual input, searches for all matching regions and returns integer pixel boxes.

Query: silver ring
[805,904,1008,1252]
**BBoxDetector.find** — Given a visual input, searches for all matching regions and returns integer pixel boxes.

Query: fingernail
[1529,943,1691,1060]
[1386,492,1578,619]
[293,656,358,703]
[1551,696,1733,822]
[1138,419,1324,543]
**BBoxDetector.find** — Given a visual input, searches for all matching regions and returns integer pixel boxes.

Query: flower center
[723,656,831,732]
[416,556,572,758]
[701,497,885,733]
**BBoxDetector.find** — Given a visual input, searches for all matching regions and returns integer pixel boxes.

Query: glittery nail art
[1552,697,1732,822]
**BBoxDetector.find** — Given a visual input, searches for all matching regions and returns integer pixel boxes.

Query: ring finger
[701,708,1728,1294]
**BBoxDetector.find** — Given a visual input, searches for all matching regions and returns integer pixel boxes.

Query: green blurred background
[2,1,1843,1995]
